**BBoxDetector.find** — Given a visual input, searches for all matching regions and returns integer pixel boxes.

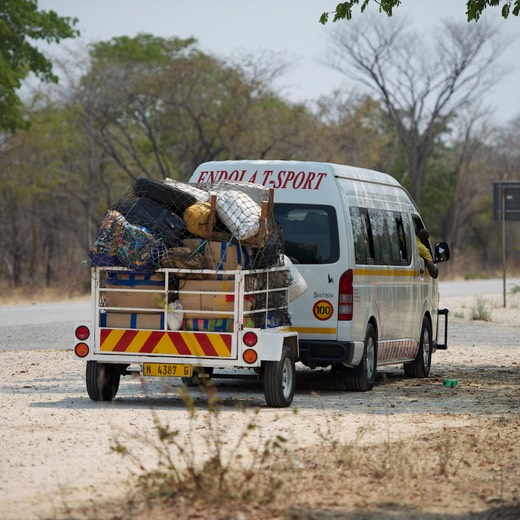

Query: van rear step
[436,308,449,350]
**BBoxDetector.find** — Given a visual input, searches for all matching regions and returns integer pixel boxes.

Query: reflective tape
[100,329,232,357]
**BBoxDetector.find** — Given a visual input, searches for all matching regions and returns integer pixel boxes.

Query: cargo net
[244,270,292,328]
[89,176,285,274]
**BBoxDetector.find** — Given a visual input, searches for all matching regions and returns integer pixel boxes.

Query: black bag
[133,177,197,216]
[125,196,186,248]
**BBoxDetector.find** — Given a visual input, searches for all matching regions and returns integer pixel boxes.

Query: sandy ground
[1,289,519,519]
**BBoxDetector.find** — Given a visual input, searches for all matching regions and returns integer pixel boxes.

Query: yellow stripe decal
[126,331,152,353]
[353,268,419,277]
[100,329,126,351]
[180,331,206,357]
[287,327,336,335]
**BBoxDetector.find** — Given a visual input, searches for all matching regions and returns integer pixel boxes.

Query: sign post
[493,181,520,307]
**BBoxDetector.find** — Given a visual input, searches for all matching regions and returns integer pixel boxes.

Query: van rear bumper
[298,340,356,367]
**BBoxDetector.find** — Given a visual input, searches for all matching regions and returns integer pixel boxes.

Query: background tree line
[0,14,518,294]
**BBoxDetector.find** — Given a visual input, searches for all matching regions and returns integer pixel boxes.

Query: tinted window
[350,207,412,266]
[274,204,339,264]
[350,207,372,264]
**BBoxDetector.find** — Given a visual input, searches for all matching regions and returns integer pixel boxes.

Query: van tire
[86,361,121,402]
[263,346,296,408]
[182,367,214,387]
[404,318,432,378]
[345,324,377,392]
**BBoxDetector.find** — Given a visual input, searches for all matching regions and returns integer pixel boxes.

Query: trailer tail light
[338,269,353,321]
[75,325,90,341]
[243,349,258,364]
[75,343,89,358]
[243,331,258,347]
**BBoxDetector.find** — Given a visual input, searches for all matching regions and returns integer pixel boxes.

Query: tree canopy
[0,0,79,132]
[320,0,520,24]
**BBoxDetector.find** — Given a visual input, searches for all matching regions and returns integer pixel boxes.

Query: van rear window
[274,204,339,265]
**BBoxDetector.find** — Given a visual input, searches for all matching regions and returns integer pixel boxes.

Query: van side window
[398,213,413,265]
[350,207,412,266]
[274,204,339,264]
[389,212,412,265]
[369,209,392,264]
[350,207,374,264]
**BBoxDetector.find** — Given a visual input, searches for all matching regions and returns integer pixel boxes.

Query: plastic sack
[89,210,126,266]
[115,221,163,271]
[214,180,270,206]
[284,255,308,302]
[216,190,261,240]
[164,178,210,203]
[167,300,184,330]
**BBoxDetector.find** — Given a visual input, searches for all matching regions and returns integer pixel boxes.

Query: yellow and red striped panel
[100,329,232,357]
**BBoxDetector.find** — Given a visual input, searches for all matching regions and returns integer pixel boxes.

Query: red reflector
[243,331,258,347]
[338,269,353,321]
[75,325,90,341]
[75,343,89,358]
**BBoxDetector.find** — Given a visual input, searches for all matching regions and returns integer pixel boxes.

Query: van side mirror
[434,242,450,263]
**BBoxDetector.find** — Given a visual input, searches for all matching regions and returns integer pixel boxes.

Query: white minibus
[190,160,450,391]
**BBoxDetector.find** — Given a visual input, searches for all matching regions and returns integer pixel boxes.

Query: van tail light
[338,269,353,321]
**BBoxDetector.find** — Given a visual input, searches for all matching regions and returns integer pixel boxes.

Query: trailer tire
[344,323,377,392]
[404,317,432,378]
[263,346,296,408]
[86,361,121,402]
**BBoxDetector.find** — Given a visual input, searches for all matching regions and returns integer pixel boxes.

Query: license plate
[143,363,192,377]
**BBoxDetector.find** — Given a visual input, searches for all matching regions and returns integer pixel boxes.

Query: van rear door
[274,202,342,341]
[189,160,346,344]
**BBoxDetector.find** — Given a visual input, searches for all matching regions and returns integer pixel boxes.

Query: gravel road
[0,280,519,519]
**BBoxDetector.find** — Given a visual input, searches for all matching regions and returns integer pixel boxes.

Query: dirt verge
[1,292,519,519]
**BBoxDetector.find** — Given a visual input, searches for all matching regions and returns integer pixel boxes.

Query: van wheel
[345,324,377,392]
[86,361,121,402]
[263,346,296,408]
[182,367,214,387]
[404,318,432,378]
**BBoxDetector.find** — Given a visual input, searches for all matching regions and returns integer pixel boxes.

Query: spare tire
[133,177,197,216]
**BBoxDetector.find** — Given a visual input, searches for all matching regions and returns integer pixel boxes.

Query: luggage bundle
[89,176,296,331]
[89,176,283,273]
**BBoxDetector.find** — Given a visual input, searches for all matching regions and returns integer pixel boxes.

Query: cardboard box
[105,271,166,309]
[178,279,253,319]
[105,289,165,309]
[182,239,252,272]
[100,312,165,329]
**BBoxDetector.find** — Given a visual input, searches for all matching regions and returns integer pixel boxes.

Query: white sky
[38,0,519,124]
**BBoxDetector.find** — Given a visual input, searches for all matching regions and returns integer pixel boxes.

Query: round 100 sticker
[313,300,334,321]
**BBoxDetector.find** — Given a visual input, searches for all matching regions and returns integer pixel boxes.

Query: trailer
[74,264,299,408]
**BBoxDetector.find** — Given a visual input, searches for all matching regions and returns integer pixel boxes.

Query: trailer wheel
[86,361,121,402]
[182,367,214,388]
[263,346,296,408]
[345,323,377,392]
[404,317,432,378]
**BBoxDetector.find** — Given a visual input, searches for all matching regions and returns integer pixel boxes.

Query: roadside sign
[493,181,520,221]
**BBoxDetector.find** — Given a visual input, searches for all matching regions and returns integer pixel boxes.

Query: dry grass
[67,405,520,520]
[0,286,89,306]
